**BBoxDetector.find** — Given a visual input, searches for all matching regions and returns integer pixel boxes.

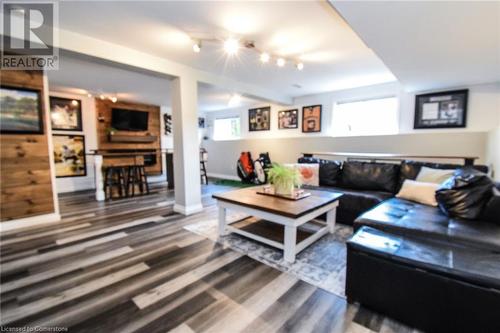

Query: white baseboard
[207,173,240,181]
[0,212,61,233]
[173,203,203,216]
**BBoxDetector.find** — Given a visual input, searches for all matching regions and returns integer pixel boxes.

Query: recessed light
[260,52,270,63]
[110,96,118,103]
[228,93,242,107]
[223,38,239,55]
[100,94,105,100]
[71,100,79,106]
[193,41,201,53]
[276,58,285,67]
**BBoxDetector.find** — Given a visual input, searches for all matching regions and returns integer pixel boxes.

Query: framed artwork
[414,89,468,129]
[50,96,83,131]
[278,109,298,129]
[249,106,271,131]
[302,105,322,133]
[0,85,44,134]
[53,134,87,178]
[198,117,205,128]
[164,113,172,135]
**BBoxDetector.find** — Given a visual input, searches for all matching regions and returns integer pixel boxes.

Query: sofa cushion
[481,187,500,224]
[396,179,439,206]
[297,157,342,186]
[341,161,399,193]
[354,197,500,252]
[304,185,392,225]
[436,168,494,220]
[398,160,489,191]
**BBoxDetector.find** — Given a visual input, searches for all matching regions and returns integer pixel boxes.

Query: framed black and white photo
[249,106,270,131]
[0,86,44,134]
[50,96,83,131]
[302,105,322,133]
[198,117,205,128]
[414,90,468,129]
[278,109,298,129]
[53,134,87,178]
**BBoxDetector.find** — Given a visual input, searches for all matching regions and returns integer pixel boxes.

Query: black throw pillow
[480,187,500,224]
[435,168,494,219]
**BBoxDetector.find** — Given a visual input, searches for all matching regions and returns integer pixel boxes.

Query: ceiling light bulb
[260,52,270,63]
[110,96,117,103]
[223,38,239,55]
[296,62,304,71]
[228,94,242,107]
[87,93,92,98]
[71,100,79,106]
[193,41,201,53]
[276,58,286,67]
[100,94,105,100]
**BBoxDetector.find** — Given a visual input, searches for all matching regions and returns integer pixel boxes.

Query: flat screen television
[111,108,149,131]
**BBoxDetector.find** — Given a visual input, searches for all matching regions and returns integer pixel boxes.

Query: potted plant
[267,163,302,196]
[106,127,117,141]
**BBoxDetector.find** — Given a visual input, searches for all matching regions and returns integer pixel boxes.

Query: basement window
[332,96,399,136]
[213,117,241,141]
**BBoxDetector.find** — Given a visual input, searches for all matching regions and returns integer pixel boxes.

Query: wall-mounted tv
[111,108,149,131]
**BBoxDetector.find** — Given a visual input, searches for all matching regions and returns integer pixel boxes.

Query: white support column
[171,75,203,215]
[94,155,105,201]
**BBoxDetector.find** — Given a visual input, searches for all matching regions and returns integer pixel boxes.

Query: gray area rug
[184,213,352,298]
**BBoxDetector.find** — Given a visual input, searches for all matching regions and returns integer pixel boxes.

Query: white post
[327,208,337,233]
[171,75,203,215]
[284,225,297,263]
[94,155,105,201]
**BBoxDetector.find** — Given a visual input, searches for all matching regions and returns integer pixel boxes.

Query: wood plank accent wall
[95,99,162,175]
[1,70,55,221]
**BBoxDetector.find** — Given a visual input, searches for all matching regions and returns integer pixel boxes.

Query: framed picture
[50,96,83,131]
[0,85,44,134]
[302,105,322,133]
[414,89,468,129]
[278,109,298,129]
[53,134,87,178]
[249,106,271,131]
[198,117,205,128]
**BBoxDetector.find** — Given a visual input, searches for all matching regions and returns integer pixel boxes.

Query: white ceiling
[57,1,397,97]
[332,1,500,92]
[48,55,261,112]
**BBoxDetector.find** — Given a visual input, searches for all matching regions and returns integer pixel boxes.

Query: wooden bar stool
[103,157,135,200]
[103,166,128,200]
[200,148,208,185]
[126,156,150,197]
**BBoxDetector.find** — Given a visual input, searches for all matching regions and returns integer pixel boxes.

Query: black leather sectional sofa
[299,157,500,332]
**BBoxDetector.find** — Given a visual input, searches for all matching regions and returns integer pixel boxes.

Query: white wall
[205,82,500,140]
[203,82,500,178]
[50,91,98,193]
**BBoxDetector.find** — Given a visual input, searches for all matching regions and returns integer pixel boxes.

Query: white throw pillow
[285,163,320,186]
[396,179,439,206]
[416,166,455,184]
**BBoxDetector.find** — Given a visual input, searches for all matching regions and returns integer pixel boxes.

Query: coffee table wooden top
[212,186,342,218]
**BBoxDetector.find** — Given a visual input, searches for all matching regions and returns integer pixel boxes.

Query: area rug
[184,213,352,298]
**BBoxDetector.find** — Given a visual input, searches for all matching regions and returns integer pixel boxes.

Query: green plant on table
[267,163,302,195]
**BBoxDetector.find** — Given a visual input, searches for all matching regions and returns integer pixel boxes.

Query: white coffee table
[213,186,342,263]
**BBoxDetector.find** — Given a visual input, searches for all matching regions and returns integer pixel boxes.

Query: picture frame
[198,117,205,129]
[302,105,322,133]
[53,134,87,178]
[249,106,271,131]
[50,96,83,131]
[0,85,44,134]
[278,109,298,129]
[414,89,468,129]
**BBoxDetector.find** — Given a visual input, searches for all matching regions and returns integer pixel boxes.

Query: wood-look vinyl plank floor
[0,181,420,333]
